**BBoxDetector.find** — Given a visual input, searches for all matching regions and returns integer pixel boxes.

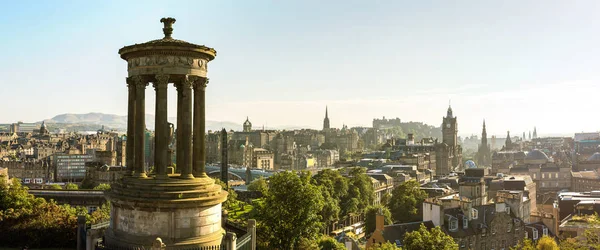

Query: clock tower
[442,105,457,147]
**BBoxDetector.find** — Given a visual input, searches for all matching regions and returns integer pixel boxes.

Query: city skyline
[3,1,600,136]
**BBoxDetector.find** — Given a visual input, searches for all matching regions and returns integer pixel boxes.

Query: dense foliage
[367,242,402,250]
[247,176,269,196]
[0,178,78,247]
[402,224,458,250]
[388,180,427,223]
[254,171,324,249]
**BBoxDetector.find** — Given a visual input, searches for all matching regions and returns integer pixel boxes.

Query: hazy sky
[2,1,600,137]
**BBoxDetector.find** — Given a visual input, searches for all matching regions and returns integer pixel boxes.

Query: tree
[247,177,268,196]
[313,169,348,226]
[0,178,79,247]
[367,242,402,250]
[65,183,78,190]
[403,224,458,250]
[536,235,559,250]
[364,204,392,236]
[255,171,324,249]
[317,235,346,250]
[213,178,237,208]
[512,238,536,250]
[381,192,391,207]
[48,184,62,189]
[93,183,111,190]
[341,167,374,215]
[389,180,427,223]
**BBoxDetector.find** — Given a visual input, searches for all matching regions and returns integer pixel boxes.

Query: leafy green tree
[317,235,346,250]
[511,238,536,250]
[365,204,392,236]
[48,183,62,189]
[381,192,391,207]
[389,180,427,223]
[0,178,78,247]
[367,242,402,250]
[93,183,111,190]
[341,167,374,215]
[559,237,588,250]
[255,171,324,249]
[536,235,559,250]
[88,202,111,225]
[313,169,348,226]
[213,178,237,208]
[403,224,458,250]
[247,176,269,196]
[65,182,79,190]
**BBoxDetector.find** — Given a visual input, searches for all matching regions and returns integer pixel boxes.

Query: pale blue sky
[2,0,600,137]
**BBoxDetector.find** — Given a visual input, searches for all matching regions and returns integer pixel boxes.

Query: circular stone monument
[104,17,228,249]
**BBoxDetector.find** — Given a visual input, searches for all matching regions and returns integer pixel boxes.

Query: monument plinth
[105,17,227,249]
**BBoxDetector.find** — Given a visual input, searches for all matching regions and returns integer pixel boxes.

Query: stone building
[1,160,52,185]
[476,121,491,167]
[436,106,462,176]
[373,116,402,129]
[571,170,600,192]
[251,148,274,170]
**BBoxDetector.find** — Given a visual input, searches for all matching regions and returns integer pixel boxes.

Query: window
[533,173,537,179]
[492,241,496,250]
[533,229,538,240]
[472,208,478,219]
[481,242,486,250]
[542,173,545,179]
[505,207,511,214]
[525,231,528,239]
[463,217,468,229]
[450,219,458,231]
[543,227,548,236]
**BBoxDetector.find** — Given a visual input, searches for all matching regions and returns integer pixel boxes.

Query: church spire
[323,106,330,130]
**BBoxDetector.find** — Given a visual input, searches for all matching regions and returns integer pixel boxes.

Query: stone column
[133,76,147,178]
[176,77,194,179]
[153,74,170,179]
[125,77,136,176]
[192,77,209,177]
[176,83,183,174]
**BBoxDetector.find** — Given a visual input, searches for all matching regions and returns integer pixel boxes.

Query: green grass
[228,202,254,221]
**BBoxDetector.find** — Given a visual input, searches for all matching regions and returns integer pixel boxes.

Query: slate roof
[382,221,435,246]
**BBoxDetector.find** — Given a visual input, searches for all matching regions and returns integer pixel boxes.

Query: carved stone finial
[160,17,176,39]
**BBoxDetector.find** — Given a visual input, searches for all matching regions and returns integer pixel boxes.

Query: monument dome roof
[525,149,549,164]
[465,160,477,169]
[118,17,216,60]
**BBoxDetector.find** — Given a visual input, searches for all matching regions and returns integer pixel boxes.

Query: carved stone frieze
[128,56,207,70]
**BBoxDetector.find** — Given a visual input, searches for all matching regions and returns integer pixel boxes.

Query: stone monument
[104,17,228,249]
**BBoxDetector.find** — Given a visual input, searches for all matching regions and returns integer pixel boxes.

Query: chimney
[375,209,385,232]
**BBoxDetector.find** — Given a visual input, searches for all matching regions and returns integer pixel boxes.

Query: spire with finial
[160,17,176,39]
[323,106,330,130]
[446,100,453,118]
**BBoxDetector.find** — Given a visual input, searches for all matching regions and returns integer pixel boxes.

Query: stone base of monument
[104,175,228,249]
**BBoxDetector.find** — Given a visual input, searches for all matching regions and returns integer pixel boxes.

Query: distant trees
[93,183,111,190]
[403,224,458,250]
[367,242,402,250]
[65,182,79,190]
[388,180,427,223]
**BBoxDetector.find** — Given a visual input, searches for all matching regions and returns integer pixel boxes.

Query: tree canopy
[93,183,111,190]
[247,176,269,196]
[65,182,79,190]
[388,180,427,223]
[367,242,402,250]
[403,224,458,250]
[0,178,79,247]
[255,171,324,249]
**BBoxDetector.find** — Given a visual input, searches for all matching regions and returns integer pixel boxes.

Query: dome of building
[587,152,600,161]
[465,160,477,169]
[524,149,550,164]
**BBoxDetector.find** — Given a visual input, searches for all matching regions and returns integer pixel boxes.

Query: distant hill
[42,113,241,132]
